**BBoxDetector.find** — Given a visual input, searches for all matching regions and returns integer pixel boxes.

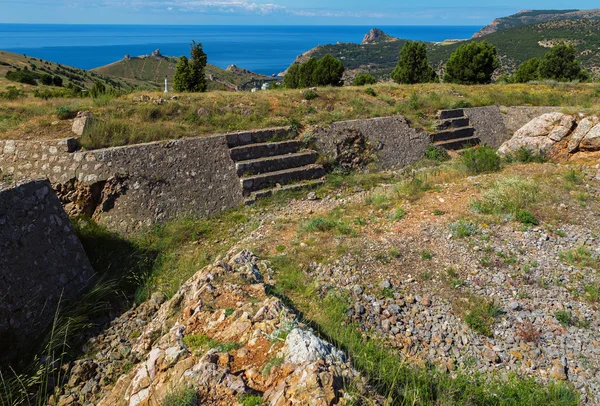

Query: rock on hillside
[499,113,600,156]
[55,250,376,405]
[362,28,397,44]
[473,8,600,38]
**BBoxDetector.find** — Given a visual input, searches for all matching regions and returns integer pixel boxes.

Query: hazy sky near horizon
[1,0,599,25]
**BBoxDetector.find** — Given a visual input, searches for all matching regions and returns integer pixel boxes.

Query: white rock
[72,111,95,136]
[580,122,600,151]
[568,117,599,152]
[284,328,345,365]
[498,113,575,155]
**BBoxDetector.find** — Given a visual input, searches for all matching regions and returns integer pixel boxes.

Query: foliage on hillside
[0,50,147,91]
[473,8,600,37]
[296,20,600,80]
[91,55,274,91]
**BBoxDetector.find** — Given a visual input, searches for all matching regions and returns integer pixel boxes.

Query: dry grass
[2,80,600,147]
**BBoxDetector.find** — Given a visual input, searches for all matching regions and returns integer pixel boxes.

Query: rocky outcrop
[499,113,600,157]
[56,250,374,405]
[362,28,395,44]
[72,111,95,136]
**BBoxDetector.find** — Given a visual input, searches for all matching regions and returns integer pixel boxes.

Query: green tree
[173,56,195,92]
[353,73,377,86]
[538,42,589,82]
[173,41,208,92]
[512,58,542,83]
[40,74,53,85]
[298,57,318,88]
[189,41,208,92]
[283,64,300,88]
[392,41,437,84]
[52,75,63,87]
[313,54,345,86]
[444,41,499,85]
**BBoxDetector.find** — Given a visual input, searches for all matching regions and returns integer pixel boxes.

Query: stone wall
[0,135,245,234]
[313,116,431,170]
[0,180,95,360]
[464,106,509,148]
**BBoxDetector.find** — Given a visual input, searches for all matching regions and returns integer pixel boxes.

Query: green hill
[295,20,600,80]
[0,50,149,90]
[473,8,600,38]
[91,52,275,91]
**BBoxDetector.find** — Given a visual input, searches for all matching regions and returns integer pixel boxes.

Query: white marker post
[164,76,168,93]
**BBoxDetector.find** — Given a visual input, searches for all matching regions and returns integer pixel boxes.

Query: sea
[0,25,481,76]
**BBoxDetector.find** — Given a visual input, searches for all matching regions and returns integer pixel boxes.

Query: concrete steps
[432,109,480,151]
[227,128,325,199]
[241,164,325,194]
[230,140,302,161]
[236,151,317,176]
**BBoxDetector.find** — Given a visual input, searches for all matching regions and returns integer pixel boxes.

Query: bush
[507,147,547,163]
[424,145,450,162]
[55,105,76,120]
[6,70,39,85]
[163,387,199,406]
[516,210,538,226]
[353,73,377,86]
[364,87,376,97]
[538,42,590,82]
[391,41,437,84]
[52,75,63,87]
[40,74,54,85]
[302,90,318,100]
[444,41,499,85]
[284,54,344,88]
[0,86,24,100]
[512,58,542,83]
[460,145,501,174]
[449,220,479,238]
[465,301,503,337]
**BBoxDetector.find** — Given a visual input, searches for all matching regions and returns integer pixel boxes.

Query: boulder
[498,113,576,156]
[580,122,600,151]
[567,117,599,152]
[284,328,346,365]
[71,111,95,136]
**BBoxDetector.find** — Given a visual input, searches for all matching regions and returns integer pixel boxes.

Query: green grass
[183,334,240,353]
[163,386,199,406]
[262,356,284,376]
[391,207,406,221]
[239,394,263,406]
[266,255,579,406]
[559,247,598,269]
[302,217,355,236]
[554,310,591,329]
[421,250,433,261]
[472,176,539,220]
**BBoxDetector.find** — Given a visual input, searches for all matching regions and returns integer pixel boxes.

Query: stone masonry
[0,180,95,361]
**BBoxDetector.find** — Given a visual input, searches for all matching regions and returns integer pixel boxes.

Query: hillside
[91,51,275,91]
[473,8,600,38]
[0,50,149,91]
[295,20,600,80]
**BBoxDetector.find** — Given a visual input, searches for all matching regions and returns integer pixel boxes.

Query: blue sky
[1,0,598,25]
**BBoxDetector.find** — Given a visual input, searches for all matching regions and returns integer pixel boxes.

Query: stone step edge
[245,179,326,204]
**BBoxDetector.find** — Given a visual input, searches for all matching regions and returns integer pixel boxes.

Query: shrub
[512,58,542,83]
[424,145,450,162]
[444,41,499,85]
[559,247,598,269]
[392,41,437,84]
[52,75,63,87]
[449,220,479,238]
[303,217,353,235]
[364,87,376,97]
[516,210,538,226]
[284,55,344,88]
[353,73,377,86]
[55,105,76,120]
[460,145,501,175]
[40,74,54,85]
[395,174,431,201]
[6,69,39,85]
[465,301,503,337]
[302,90,318,100]
[0,86,24,100]
[392,207,406,221]
[173,41,208,92]
[508,147,547,163]
[239,394,263,406]
[516,320,541,343]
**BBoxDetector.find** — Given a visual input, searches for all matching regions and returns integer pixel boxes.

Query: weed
[421,272,432,281]
[554,310,590,329]
[183,334,219,351]
[421,250,433,261]
[302,90,318,101]
[473,176,539,219]
[465,301,503,337]
[516,320,541,343]
[262,356,284,376]
[391,207,406,221]
[424,145,450,162]
[559,247,598,269]
[564,168,582,184]
[276,245,286,253]
[375,252,391,264]
[239,394,263,406]
[449,219,479,238]
[389,248,401,258]
[55,105,76,120]
[583,285,599,303]
[507,147,547,164]
[460,145,501,175]
[224,308,235,317]
[366,194,392,210]
[302,217,354,236]
[163,386,199,406]
[395,174,431,201]
[433,210,446,216]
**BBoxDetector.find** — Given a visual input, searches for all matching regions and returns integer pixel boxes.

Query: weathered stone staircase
[431,109,480,150]
[226,128,325,202]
